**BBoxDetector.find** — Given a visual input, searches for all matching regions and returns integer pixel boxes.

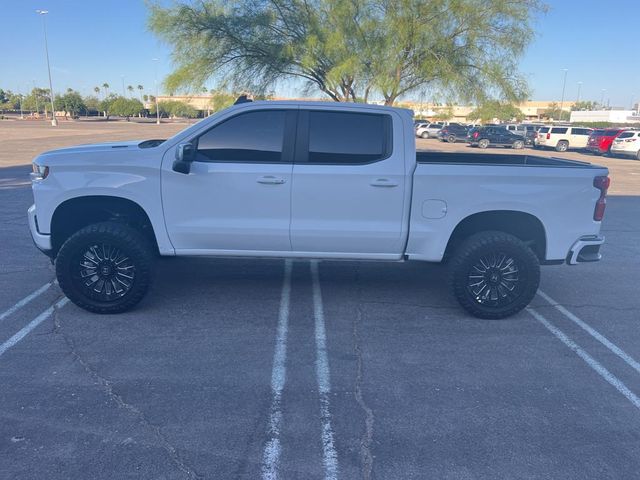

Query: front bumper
[566,235,605,265]
[28,205,53,256]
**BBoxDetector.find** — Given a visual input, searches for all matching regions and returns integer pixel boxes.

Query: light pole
[558,69,568,121]
[153,58,160,125]
[36,9,57,126]
[33,79,39,115]
[576,81,582,105]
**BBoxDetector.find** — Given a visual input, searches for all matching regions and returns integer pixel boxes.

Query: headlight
[30,164,49,181]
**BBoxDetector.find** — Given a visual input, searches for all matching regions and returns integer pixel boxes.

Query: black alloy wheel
[450,231,540,319]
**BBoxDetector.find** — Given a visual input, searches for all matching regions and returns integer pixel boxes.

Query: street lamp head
[36,10,48,14]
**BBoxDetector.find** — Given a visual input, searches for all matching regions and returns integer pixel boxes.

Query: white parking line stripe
[0,282,53,323]
[310,261,339,480]
[527,308,640,409]
[0,297,69,358]
[261,260,293,480]
[538,290,640,375]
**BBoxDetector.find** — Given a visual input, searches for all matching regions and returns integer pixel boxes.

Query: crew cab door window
[305,111,391,164]
[290,110,406,256]
[196,110,288,163]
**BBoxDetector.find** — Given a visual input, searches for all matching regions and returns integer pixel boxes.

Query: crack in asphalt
[51,304,203,480]
[353,267,375,480]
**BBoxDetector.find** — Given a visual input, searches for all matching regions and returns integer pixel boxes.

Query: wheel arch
[444,210,547,262]
[50,195,159,257]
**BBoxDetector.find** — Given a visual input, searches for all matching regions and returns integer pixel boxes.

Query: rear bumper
[28,205,53,256]
[586,145,606,154]
[566,235,605,265]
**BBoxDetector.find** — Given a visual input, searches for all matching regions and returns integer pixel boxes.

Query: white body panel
[611,131,640,157]
[29,101,607,266]
[406,163,605,262]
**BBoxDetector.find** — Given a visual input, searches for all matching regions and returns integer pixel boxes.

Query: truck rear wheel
[556,141,569,152]
[56,222,154,314]
[450,231,540,319]
[478,139,490,149]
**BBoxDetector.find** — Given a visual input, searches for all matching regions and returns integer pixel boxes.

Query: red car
[587,128,624,155]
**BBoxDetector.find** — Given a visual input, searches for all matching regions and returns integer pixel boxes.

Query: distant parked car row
[415,119,640,159]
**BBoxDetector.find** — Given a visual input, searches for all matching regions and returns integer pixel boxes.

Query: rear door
[570,127,592,148]
[290,109,406,256]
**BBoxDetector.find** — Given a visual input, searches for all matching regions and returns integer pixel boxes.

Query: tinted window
[307,111,391,164]
[572,128,591,136]
[197,110,286,162]
[551,127,568,134]
[539,127,550,133]
[603,129,621,137]
[618,131,635,138]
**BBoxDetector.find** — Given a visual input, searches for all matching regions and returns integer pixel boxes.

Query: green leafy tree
[543,102,570,121]
[109,97,144,120]
[21,88,49,113]
[210,91,236,112]
[84,95,101,115]
[99,94,118,120]
[152,100,198,118]
[433,106,454,122]
[148,0,543,105]
[54,90,87,118]
[469,101,525,123]
[571,101,597,111]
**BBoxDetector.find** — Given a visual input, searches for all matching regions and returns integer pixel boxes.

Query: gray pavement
[1,163,640,479]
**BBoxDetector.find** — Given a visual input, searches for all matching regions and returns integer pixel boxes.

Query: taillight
[473,131,479,139]
[593,175,610,221]
[546,132,551,139]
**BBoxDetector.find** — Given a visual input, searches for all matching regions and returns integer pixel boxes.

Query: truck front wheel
[56,222,154,314]
[450,231,540,319]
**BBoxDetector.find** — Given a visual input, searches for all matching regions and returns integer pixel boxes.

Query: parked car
[416,122,445,138]
[467,126,526,149]
[29,101,609,319]
[505,124,544,138]
[610,130,640,159]
[586,128,624,155]
[438,123,470,142]
[536,126,593,152]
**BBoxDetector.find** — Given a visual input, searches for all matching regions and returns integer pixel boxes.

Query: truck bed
[416,151,600,168]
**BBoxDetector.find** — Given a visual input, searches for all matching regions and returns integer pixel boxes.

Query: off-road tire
[450,231,540,319]
[56,222,154,314]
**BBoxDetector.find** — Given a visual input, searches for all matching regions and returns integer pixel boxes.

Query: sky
[0,0,638,107]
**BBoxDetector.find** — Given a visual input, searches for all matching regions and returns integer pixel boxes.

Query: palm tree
[102,83,109,97]
[94,86,100,98]
[127,85,134,97]
[137,84,144,102]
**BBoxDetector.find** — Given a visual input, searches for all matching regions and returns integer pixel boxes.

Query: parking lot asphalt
[1,126,640,479]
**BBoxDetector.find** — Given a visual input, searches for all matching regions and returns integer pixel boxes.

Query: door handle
[257,175,286,185]
[370,178,399,187]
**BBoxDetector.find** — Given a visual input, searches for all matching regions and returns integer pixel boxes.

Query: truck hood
[39,140,145,156]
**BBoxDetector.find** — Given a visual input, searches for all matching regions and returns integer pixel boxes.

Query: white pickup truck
[29,101,609,319]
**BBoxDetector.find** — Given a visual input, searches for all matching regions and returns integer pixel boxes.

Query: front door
[162,109,296,253]
[290,109,407,257]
